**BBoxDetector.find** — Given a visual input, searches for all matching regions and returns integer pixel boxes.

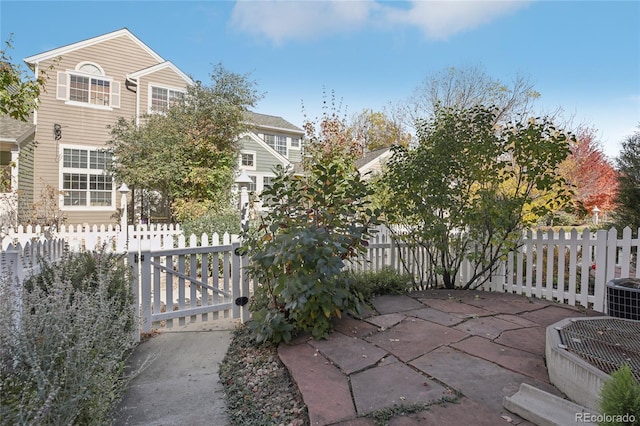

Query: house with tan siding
[0,28,304,227]
[3,28,191,226]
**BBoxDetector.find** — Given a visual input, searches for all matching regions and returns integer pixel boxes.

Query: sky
[1,0,639,159]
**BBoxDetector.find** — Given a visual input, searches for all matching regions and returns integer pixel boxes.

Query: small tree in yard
[108,64,261,223]
[379,105,573,289]
[242,161,379,343]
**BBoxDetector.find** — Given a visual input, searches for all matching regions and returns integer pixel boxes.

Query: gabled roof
[0,116,35,145]
[127,62,193,86]
[244,111,304,135]
[24,28,164,66]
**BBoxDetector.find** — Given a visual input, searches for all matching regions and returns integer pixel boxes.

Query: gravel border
[220,324,309,426]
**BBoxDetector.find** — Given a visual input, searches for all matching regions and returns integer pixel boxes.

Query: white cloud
[385,1,531,40]
[230,0,374,44]
[230,0,531,44]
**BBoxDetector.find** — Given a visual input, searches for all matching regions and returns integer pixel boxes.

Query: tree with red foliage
[561,127,618,220]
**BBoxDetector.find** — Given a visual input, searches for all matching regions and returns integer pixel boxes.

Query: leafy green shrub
[0,250,136,425]
[347,267,414,301]
[181,208,241,238]
[242,161,380,343]
[598,364,640,426]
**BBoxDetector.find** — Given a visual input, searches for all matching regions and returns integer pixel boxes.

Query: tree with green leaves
[613,126,640,232]
[1,36,48,121]
[379,105,573,289]
[242,161,379,342]
[108,64,261,223]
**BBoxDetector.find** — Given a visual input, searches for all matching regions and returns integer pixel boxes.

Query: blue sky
[1,0,639,158]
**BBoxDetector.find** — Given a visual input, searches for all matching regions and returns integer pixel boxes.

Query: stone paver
[450,335,549,383]
[520,305,589,326]
[464,294,548,314]
[278,343,356,425]
[495,326,547,355]
[332,316,379,338]
[350,362,451,415]
[365,312,406,329]
[405,307,466,326]
[453,315,525,339]
[310,332,387,375]
[370,294,425,314]
[418,297,493,317]
[366,317,469,361]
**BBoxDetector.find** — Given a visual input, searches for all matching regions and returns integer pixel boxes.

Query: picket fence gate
[128,233,251,341]
[0,228,251,340]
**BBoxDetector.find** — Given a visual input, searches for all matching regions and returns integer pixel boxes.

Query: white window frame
[56,62,120,110]
[148,84,186,114]
[59,145,115,211]
[264,134,287,157]
[240,150,256,170]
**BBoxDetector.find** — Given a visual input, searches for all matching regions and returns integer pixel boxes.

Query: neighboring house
[238,111,305,209]
[0,28,306,226]
[3,28,192,226]
[355,147,393,179]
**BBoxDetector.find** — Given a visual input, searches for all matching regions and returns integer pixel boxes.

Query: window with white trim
[264,134,287,156]
[290,137,301,149]
[240,150,256,171]
[150,86,185,113]
[61,147,114,208]
[57,62,120,108]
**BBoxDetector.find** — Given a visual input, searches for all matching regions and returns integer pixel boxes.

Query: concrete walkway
[113,317,240,426]
[278,290,600,425]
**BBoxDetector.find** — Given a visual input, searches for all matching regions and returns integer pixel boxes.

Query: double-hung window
[57,62,120,108]
[150,86,185,113]
[61,147,114,208]
[264,134,287,157]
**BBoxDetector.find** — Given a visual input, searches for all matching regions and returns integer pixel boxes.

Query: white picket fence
[0,223,183,252]
[0,238,66,285]
[351,226,640,313]
[3,222,639,323]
